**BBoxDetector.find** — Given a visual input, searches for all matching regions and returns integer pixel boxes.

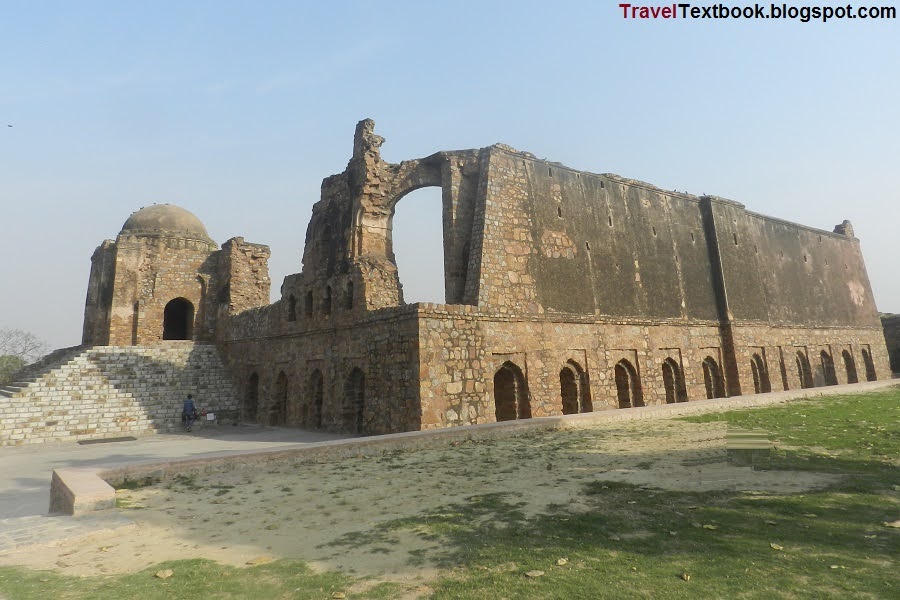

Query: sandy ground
[0,419,837,583]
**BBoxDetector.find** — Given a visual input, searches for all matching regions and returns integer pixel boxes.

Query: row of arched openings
[493,356,703,422]
[286,283,354,322]
[793,348,875,390]
[243,368,364,433]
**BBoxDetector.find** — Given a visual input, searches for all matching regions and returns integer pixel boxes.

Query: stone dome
[119,204,214,242]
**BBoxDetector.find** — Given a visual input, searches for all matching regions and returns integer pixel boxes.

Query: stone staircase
[0,342,238,446]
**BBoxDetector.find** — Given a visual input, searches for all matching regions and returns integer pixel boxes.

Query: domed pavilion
[82,204,270,346]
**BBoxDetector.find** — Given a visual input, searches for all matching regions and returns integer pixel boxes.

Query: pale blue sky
[2,1,898,351]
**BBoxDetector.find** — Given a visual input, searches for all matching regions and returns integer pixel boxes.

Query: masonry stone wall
[65,120,892,442]
[0,343,238,446]
[82,207,271,348]
[881,314,900,373]
[220,305,421,435]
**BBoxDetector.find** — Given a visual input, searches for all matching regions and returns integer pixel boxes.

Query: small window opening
[600,180,605,189]
[732,233,738,246]
[652,226,657,236]
[804,255,808,263]
[323,286,332,316]
[557,206,562,218]
[304,291,313,317]
[549,167,553,177]
[585,241,591,252]
[690,232,695,243]
[287,295,297,322]
[608,215,613,227]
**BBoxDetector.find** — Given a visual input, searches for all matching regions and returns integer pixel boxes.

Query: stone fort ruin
[0,119,891,445]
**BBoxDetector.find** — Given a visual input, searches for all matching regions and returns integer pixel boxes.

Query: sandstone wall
[106,233,219,345]
[220,305,421,435]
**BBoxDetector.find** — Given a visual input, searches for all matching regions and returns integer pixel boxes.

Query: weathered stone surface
[10,120,890,445]
[0,343,237,446]
[881,314,900,373]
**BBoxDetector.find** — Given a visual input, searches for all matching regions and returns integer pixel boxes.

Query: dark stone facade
[83,120,893,434]
[881,314,900,374]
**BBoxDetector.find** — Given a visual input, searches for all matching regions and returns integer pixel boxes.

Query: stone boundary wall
[0,343,237,447]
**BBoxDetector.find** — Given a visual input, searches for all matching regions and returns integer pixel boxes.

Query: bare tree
[0,328,48,386]
[0,328,49,363]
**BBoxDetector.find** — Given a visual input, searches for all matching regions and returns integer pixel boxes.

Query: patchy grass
[0,559,351,600]
[1,388,897,599]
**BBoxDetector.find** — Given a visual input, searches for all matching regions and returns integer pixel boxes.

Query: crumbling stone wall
[82,209,270,347]
[74,120,891,440]
[214,120,890,434]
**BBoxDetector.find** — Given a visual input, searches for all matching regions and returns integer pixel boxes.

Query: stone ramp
[0,343,238,447]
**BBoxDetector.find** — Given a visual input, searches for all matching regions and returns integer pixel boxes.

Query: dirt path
[0,419,836,580]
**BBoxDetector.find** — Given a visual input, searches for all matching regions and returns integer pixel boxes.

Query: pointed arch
[795,351,813,389]
[559,359,592,415]
[345,280,354,310]
[842,350,858,384]
[614,359,643,408]
[702,356,726,399]
[861,347,877,381]
[494,361,531,421]
[821,350,838,386]
[662,357,688,404]
[287,295,297,321]
[308,369,324,429]
[272,371,288,426]
[344,368,365,433]
[304,290,314,317]
[750,353,771,394]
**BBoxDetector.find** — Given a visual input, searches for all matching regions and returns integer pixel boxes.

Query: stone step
[1,342,238,447]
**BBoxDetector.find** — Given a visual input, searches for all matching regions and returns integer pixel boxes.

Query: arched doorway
[559,360,591,414]
[662,358,688,404]
[861,348,877,381]
[494,361,530,421]
[821,350,838,386]
[702,356,726,399]
[615,359,643,408]
[796,351,813,389]
[246,372,259,423]
[750,353,771,394]
[162,298,194,340]
[308,369,324,429]
[842,350,858,384]
[271,371,288,426]
[344,368,365,434]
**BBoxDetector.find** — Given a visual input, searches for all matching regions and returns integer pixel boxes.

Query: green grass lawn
[1,387,897,599]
